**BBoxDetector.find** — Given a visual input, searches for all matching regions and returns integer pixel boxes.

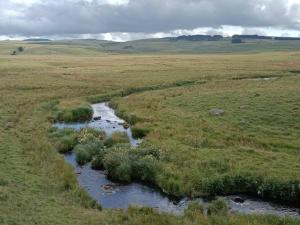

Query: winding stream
[54,103,300,218]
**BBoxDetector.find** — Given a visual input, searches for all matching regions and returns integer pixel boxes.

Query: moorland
[0,38,300,225]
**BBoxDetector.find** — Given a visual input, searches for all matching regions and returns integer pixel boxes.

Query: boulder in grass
[209,108,225,116]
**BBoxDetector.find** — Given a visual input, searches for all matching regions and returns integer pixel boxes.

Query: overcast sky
[0,0,300,41]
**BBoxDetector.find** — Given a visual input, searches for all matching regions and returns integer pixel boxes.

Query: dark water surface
[56,103,300,218]
[65,152,188,214]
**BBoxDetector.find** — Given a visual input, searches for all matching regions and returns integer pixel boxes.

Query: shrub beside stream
[103,146,160,183]
[56,105,93,123]
[41,100,93,123]
[49,128,78,153]
[50,127,161,185]
[74,141,161,184]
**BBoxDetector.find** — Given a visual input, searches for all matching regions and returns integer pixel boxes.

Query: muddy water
[55,103,300,218]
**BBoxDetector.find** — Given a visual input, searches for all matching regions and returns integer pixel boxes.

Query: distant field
[0,41,300,225]
[2,38,300,55]
[102,39,300,54]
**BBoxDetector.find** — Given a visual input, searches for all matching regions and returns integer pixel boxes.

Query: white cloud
[9,0,41,5]
[101,0,129,5]
[0,0,299,39]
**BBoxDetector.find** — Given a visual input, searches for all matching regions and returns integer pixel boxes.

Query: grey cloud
[0,0,299,36]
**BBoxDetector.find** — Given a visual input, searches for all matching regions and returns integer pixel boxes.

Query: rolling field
[114,62,300,198]
[0,41,300,225]
[3,38,300,55]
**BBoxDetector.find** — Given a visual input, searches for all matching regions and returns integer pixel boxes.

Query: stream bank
[54,103,300,218]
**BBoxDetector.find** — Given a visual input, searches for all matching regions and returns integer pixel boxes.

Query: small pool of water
[248,77,278,81]
[233,77,279,81]
[55,102,300,218]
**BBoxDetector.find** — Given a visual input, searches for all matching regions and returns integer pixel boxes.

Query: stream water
[54,103,300,218]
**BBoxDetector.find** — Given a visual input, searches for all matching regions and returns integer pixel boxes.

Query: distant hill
[232,35,300,41]
[232,35,272,40]
[6,35,300,55]
[23,38,51,42]
[170,35,223,41]
[98,37,300,54]
[274,37,300,41]
[154,34,300,42]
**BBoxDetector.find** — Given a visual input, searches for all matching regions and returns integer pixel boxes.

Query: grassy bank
[0,41,300,224]
[112,74,300,203]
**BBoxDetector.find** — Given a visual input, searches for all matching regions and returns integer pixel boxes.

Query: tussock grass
[131,127,150,139]
[56,105,93,123]
[111,132,130,144]
[75,140,104,165]
[103,145,161,183]
[49,128,78,153]
[207,198,229,216]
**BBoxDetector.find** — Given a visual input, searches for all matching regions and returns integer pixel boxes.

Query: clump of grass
[104,132,129,147]
[191,174,300,204]
[75,148,93,165]
[207,198,229,216]
[49,128,78,153]
[257,179,300,203]
[75,140,104,165]
[131,127,150,139]
[78,128,106,144]
[103,145,161,183]
[184,202,204,220]
[62,170,76,190]
[103,138,114,148]
[40,100,59,112]
[91,147,108,170]
[55,136,78,154]
[104,152,133,182]
[109,101,141,125]
[120,113,141,125]
[91,154,106,170]
[56,105,93,123]
[0,178,8,186]
[71,106,93,122]
[113,131,130,143]
[103,145,133,183]
[131,155,159,183]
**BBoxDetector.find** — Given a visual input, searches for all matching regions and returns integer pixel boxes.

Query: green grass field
[0,40,300,225]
